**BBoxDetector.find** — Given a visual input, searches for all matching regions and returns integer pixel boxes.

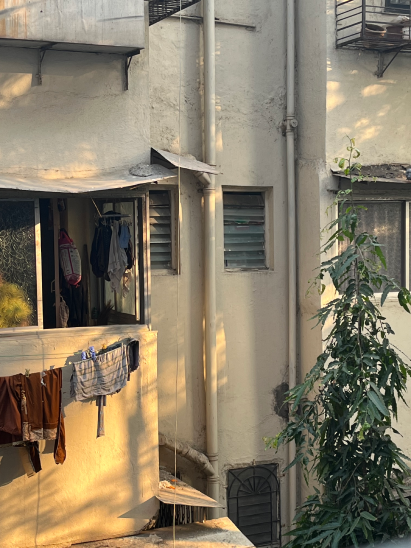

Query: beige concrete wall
[0,14,149,179]
[149,0,290,523]
[0,326,159,548]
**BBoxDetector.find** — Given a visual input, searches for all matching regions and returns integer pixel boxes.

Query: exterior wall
[296,0,328,504]
[0,8,159,548]
[0,16,149,179]
[149,0,290,524]
[325,0,411,457]
[0,326,159,548]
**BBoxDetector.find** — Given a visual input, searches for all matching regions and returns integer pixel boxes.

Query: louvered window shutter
[149,191,173,270]
[223,192,266,269]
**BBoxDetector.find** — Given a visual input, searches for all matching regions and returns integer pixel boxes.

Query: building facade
[0,0,410,547]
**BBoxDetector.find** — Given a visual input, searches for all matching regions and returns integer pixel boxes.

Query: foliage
[266,139,411,547]
[0,280,32,328]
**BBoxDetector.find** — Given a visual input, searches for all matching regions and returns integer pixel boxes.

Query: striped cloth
[70,345,128,401]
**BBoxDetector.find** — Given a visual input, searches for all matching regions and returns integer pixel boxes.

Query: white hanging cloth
[107,221,128,294]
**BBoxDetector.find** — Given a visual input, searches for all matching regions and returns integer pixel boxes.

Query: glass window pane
[0,201,38,327]
[359,202,402,286]
[339,201,402,291]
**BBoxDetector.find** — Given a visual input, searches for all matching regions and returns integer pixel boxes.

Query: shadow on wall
[0,335,159,546]
[0,46,149,177]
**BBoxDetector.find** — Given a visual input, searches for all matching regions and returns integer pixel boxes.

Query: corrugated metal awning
[152,148,219,175]
[158,470,223,508]
[157,481,223,508]
[0,165,176,194]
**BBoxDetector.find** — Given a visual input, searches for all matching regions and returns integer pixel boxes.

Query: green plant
[266,139,411,547]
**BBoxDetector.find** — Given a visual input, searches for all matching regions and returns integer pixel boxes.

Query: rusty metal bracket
[36,49,47,86]
[36,43,57,85]
[376,48,403,78]
[123,55,133,91]
[123,49,141,91]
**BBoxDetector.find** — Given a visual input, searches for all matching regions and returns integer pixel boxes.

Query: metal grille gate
[227,464,281,547]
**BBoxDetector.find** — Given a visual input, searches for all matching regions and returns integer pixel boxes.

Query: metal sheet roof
[158,470,223,508]
[0,165,176,194]
[152,148,219,175]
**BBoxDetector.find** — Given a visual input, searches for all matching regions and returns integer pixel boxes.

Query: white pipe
[286,0,297,529]
[159,433,215,477]
[203,0,219,519]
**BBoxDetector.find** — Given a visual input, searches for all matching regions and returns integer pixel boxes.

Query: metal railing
[336,0,411,51]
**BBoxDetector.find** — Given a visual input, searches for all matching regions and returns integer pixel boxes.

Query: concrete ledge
[72,518,254,547]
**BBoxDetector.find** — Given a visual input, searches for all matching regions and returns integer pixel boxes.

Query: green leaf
[374,245,387,269]
[381,284,391,306]
[360,511,377,522]
[368,390,389,417]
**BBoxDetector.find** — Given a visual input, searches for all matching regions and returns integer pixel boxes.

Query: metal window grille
[149,0,202,25]
[223,192,266,269]
[149,191,173,270]
[227,464,281,548]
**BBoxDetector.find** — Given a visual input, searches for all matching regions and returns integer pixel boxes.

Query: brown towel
[0,369,66,470]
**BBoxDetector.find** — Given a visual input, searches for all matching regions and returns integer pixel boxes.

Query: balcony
[149,0,202,25]
[336,0,411,75]
[0,0,145,55]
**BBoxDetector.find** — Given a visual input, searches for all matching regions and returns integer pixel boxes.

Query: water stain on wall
[272,382,289,422]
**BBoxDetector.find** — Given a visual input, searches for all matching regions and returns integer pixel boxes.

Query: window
[0,193,151,331]
[149,190,175,271]
[223,192,267,270]
[0,199,42,328]
[339,200,410,291]
[227,464,281,547]
[385,0,410,13]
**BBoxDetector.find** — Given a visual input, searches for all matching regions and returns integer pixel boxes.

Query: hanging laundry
[126,238,134,270]
[59,229,82,286]
[127,339,140,380]
[71,341,139,437]
[119,224,131,249]
[107,221,128,294]
[96,395,106,438]
[60,278,88,327]
[70,344,128,402]
[90,219,112,279]
[0,369,66,473]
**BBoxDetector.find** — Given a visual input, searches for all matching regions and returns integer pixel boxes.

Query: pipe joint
[207,475,220,484]
[286,116,298,132]
[207,452,219,462]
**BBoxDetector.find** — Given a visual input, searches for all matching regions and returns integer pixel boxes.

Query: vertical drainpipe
[203,0,219,517]
[286,0,298,528]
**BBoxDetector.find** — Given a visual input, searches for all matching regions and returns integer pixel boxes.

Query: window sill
[152,269,178,276]
[0,324,151,339]
[224,267,271,273]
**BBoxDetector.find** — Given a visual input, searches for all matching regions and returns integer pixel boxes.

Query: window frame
[0,190,151,334]
[337,196,410,297]
[222,188,270,272]
[385,0,411,14]
[149,187,179,275]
